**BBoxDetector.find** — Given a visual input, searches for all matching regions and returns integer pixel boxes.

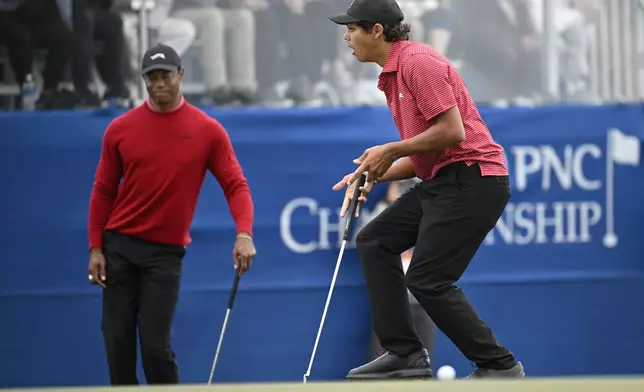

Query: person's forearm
[88,182,118,250]
[89,123,123,250]
[211,161,254,236]
[208,123,255,235]
[226,184,254,237]
[378,157,416,182]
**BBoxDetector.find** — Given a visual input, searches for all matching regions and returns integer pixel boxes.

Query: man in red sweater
[87,43,256,385]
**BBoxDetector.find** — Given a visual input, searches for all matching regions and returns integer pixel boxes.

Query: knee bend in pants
[355,221,402,258]
[404,268,453,304]
[140,341,174,362]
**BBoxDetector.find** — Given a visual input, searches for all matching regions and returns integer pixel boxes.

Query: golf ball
[437,365,456,380]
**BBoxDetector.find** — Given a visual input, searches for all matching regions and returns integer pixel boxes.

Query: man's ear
[372,23,385,39]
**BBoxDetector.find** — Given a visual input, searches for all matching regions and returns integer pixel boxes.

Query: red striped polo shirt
[377,41,508,180]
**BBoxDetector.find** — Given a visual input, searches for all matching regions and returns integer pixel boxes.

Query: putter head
[303,374,308,384]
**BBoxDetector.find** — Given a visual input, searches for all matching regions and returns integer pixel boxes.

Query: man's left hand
[233,234,256,275]
[348,144,394,185]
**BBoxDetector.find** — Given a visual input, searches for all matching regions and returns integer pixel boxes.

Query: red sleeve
[402,54,458,122]
[207,121,254,237]
[88,122,123,249]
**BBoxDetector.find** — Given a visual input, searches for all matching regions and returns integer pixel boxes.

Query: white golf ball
[436,365,456,380]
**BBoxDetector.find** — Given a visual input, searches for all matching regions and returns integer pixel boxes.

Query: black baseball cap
[329,0,404,27]
[141,43,182,75]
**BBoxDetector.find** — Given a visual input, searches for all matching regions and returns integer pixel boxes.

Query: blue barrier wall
[1,104,644,387]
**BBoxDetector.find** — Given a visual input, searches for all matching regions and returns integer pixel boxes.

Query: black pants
[72,6,129,98]
[356,162,517,370]
[101,230,185,385]
[370,298,436,361]
[0,0,73,89]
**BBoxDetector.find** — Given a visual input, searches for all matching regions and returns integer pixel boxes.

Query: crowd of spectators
[0,0,613,110]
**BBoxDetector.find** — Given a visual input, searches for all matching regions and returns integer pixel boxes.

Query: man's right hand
[333,173,377,218]
[88,248,107,288]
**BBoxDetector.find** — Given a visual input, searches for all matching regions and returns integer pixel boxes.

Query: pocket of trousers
[453,164,477,192]
[491,176,512,202]
[493,175,510,187]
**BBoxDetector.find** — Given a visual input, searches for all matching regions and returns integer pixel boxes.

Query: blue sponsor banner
[0,104,643,387]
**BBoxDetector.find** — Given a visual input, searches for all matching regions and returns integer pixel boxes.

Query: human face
[143,68,183,109]
[343,22,384,63]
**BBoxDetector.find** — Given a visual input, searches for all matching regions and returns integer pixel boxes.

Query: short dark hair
[356,22,411,42]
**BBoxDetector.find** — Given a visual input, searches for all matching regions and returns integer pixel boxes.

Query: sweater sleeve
[88,122,123,249]
[207,121,254,236]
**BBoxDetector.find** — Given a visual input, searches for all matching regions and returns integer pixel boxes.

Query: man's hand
[333,173,377,218]
[348,144,394,186]
[233,234,256,275]
[88,248,106,288]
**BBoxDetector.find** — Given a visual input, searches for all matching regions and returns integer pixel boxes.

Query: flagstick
[603,130,617,247]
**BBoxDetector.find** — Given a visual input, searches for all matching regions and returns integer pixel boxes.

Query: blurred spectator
[0,0,74,109]
[174,0,258,105]
[148,0,197,56]
[556,0,601,102]
[449,0,542,104]
[396,0,448,46]
[244,0,340,104]
[239,0,279,101]
[418,0,453,56]
[281,0,339,103]
[72,0,131,108]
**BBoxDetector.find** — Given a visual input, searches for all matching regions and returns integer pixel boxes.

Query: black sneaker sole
[346,368,433,380]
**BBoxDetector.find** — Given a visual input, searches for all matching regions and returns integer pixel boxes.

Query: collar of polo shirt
[381,41,414,73]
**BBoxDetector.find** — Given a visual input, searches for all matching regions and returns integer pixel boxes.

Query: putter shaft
[302,173,366,383]
[208,308,232,385]
[207,273,241,385]
[302,239,348,383]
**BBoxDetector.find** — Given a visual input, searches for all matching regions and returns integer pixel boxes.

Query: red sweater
[88,98,254,249]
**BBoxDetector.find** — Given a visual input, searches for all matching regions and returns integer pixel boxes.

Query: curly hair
[355,22,411,42]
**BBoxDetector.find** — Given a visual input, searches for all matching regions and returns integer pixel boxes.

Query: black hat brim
[141,64,179,76]
[329,13,361,25]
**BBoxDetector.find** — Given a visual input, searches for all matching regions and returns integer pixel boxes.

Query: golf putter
[207,271,241,385]
[303,173,367,384]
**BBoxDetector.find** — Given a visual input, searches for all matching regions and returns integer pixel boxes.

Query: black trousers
[72,6,129,98]
[370,298,436,361]
[356,161,517,370]
[101,230,185,385]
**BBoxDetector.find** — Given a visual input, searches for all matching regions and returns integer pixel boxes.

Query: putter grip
[228,273,240,309]
[343,173,367,240]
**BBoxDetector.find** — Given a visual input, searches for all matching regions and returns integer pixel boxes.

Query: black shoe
[346,349,432,380]
[463,361,526,379]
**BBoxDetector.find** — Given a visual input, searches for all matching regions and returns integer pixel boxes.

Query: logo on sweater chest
[119,132,205,168]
